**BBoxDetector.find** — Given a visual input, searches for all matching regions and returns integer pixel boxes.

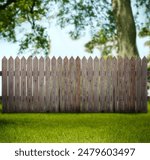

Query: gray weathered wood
[21,57,27,112]
[130,57,136,112]
[51,57,59,112]
[63,57,69,112]
[2,57,7,112]
[39,57,45,112]
[106,57,112,112]
[124,57,130,112]
[100,57,105,112]
[57,57,63,112]
[27,57,32,112]
[76,57,81,112]
[135,57,141,112]
[112,57,117,112]
[45,57,51,112]
[81,57,87,112]
[69,57,76,112]
[141,57,147,112]
[15,57,20,112]
[118,57,124,112]
[33,57,39,112]
[93,57,99,112]
[87,57,93,112]
[8,57,14,112]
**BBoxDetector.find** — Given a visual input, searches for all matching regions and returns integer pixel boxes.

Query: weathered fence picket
[1,56,148,113]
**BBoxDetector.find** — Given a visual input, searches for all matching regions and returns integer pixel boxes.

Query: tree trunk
[112,0,139,57]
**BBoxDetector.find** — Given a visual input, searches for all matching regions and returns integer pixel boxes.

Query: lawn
[0,103,150,143]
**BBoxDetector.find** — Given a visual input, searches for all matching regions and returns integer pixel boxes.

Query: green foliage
[0,0,50,55]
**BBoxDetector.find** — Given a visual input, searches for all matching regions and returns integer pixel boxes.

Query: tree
[0,0,51,55]
[0,0,149,56]
[55,0,150,57]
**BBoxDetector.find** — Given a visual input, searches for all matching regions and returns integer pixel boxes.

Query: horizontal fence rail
[1,56,148,113]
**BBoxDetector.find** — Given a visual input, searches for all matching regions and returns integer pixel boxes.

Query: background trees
[0,0,149,56]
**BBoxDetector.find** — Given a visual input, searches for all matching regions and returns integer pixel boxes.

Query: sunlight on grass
[0,102,150,142]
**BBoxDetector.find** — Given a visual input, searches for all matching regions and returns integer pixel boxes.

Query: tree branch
[0,0,16,10]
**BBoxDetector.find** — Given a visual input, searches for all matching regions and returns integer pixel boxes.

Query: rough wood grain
[118,57,124,112]
[8,57,14,112]
[2,57,7,112]
[81,57,87,112]
[45,57,51,112]
[51,57,59,112]
[100,58,105,112]
[21,57,27,112]
[87,57,93,112]
[141,57,147,112]
[106,57,112,112]
[33,57,39,112]
[69,57,76,112]
[57,57,63,112]
[76,57,81,112]
[15,57,20,112]
[39,57,45,112]
[63,57,69,112]
[130,57,136,112]
[93,57,99,112]
[124,57,130,112]
[136,57,141,112]
[112,57,117,112]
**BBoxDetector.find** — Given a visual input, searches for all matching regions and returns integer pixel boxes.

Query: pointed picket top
[27,56,32,63]
[46,56,50,63]
[2,56,7,61]
[51,56,56,65]
[39,56,44,61]
[100,56,105,63]
[15,56,20,61]
[106,56,112,64]
[94,56,99,62]
[64,56,68,63]
[76,56,80,61]
[21,56,26,61]
[82,56,87,63]
[70,56,74,64]
[9,56,13,61]
[142,56,147,63]
[57,56,62,65]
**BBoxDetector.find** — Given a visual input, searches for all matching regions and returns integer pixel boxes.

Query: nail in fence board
[2,57,7,112]
[15,57,20,112]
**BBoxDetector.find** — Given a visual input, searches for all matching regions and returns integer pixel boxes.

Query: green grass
[0,103,150,143]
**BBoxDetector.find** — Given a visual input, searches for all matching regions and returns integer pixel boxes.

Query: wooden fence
[1,56,147,113]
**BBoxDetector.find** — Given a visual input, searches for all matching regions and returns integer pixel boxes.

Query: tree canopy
[0,0,149,56]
